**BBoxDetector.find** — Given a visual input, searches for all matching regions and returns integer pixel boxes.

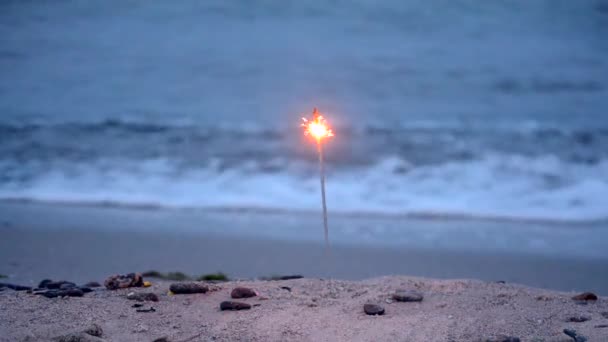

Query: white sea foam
[1,155,607,223]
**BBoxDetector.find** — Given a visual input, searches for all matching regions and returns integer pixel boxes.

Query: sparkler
[302,108,333,253]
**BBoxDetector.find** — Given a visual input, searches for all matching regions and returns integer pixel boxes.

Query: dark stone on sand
[483,336,520,342]
[595,324,608,328]
[563,328,588,342]
[59,282,77,290]
[41,288,84,298]
[39,279,53,288]
[392,290,423,302]
[0,282,31,291]
[280,286,291,292]
[220,301,252,311]
[84,324,103,337]
[64,288,85,297]
[495,280,506,284]
[231,287,256,299]
[263,275,304,281]
[572,292,597,301]
[132,303,144,308]
[136,307,156,313]
[363,304,385,315]
[104,273,143,290]
[84,282,101,288]
[152,337,170,342]
[568,316,590,323]
[40,280,76,289]
[169,283,208,294]
[127,292,159,302]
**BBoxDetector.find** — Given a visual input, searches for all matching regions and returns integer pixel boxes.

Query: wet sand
[1,201,607,294]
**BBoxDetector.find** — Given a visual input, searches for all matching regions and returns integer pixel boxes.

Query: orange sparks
[302,108,334,142]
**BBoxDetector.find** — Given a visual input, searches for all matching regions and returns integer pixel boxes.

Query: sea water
[1,1,607,222]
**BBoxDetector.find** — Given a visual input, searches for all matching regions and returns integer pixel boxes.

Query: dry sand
[2,276,607,342]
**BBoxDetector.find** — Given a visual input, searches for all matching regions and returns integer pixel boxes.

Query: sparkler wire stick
[301,108,333,254]
[317,138,329,252]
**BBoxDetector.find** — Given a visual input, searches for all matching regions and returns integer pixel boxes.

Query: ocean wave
[3,117,608,134]
[1,155,607,223]
[1,119,607,175]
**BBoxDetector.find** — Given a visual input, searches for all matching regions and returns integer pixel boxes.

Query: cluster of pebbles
[1,275,605,342]
[363,289,424,316]
[0,279,101,298]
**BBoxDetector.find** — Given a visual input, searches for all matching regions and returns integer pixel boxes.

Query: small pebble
[567,316,590,323]
[563,328,588,342]
[169,283,208,294]
[127,292,159,302]
[104,273,143,290]
[278,275,303,280]
[484,336,520,342]
[38,279,53,288]
[41,288,84,298]
[392,290,423,302]
[571,292,597,301]
[43,281,76,289]
[363,303,385,316]
[231,287,256,299]
[220,301,251,311]
[59,282,77,290]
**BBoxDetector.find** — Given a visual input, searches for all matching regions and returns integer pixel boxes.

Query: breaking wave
[1,154,607,223]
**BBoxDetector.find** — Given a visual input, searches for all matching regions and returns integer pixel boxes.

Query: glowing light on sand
[301,108,333,254]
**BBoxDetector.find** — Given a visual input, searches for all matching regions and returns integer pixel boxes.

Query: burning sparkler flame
[302,108,334,142]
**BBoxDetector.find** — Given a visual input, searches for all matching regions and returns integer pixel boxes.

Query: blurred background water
[1,0,608,222]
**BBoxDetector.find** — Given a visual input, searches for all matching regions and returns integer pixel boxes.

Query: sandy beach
[2,202,608,341]
[3,1,608,341]
[2,276,607,341]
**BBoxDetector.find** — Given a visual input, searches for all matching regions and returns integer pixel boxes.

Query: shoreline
[3,198,607,226]
[0,206,608,295]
